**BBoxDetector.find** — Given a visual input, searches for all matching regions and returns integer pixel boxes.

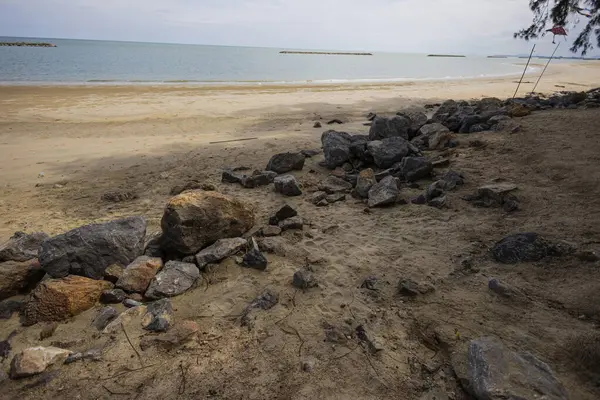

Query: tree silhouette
[516,0,599,54]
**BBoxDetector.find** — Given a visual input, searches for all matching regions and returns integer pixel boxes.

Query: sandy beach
[1,60,600,399]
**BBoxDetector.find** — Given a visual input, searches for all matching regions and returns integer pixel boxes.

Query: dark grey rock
[321,130,353,169]
[360,276,378,290]
[432,100,459,123]
[292,270,318,289]
[240,171,277,188]
[279,216,303,231]
[398,279,420,296]
[313,122,322,128]
[355,168,377,198]
[142,299,173,332]
[464,182,518,209]
[349,137,372,164]
[261,226,282,237]
[476,97,503,113]
[221,170,244,184]
[274,175,302,196]
[195,238,247,268]
[100,289,127,304]
[123,299,143,308]
[369,116,410,140]
[311,191,328,205]
[241,289,278,327]
[38,217,147,280]
[0,259,45,301]
[411,195,426,205]
[326,193,346,204]
[274,204,298,223]
[0,299,25,320]
[452,337,568,400]
[143,232,164,258]
[92,307,118,331]
[428,195,447,209]
[439,170,465,190]
[576,250,599,262]
[356,325,384,354]
[318,176,353,194]
[266,152,305,174]
[368,176,399,208]
[488,114,511,125]
[491,233,573,264]
[396,157,432,182]
[327,118,343,125]
[397,110,428,138]
[0,232,49,262]
[367,137,410,169]
[145,261,200,299]
[469,123,490,133]
[242,238,268,270]
[425,181,445,201]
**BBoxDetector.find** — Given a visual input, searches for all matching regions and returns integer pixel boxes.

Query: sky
[0,0,595,56]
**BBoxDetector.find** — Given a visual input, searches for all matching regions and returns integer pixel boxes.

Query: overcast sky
[0,0,594,56]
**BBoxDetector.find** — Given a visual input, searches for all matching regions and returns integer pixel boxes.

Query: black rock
[241,171,277,188]
[0,232,49,262]
[0,299,25,320]
[369,116,410,140]
[142,299,174,332]
[241,289,279,327]
[39,216,147,280]
[469,123,490,133]
[242,238,268,270]
[396,157,433,182]
[292,270,318,289]
[367,137,410,169]
[326,193,346,204]
[491,233,573,264]
[411,195,426,205]
[272,205,298,225]
[366,112,377,121]
[100,289,127,304]
[266,152,305,174]
[92,307,118,331]
[274,175,302,196]
[144,232,164,258]
[398,279,420,296]
[221,170,244,184]
[349,139,372,164]
[313,122,322,128]
[321,130,353,169]
[368,176,399,208]
[428,195,447,209]
[397,110,428,138]
[360,276,379,290]
[327,119,343,125]
[439,170,465,190]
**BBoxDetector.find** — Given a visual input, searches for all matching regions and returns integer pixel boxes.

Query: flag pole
[513,44,536,99]
[530,42,560,95]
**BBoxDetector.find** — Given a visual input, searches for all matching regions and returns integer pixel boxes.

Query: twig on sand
[178,363,190,395]
[278,324,305,356]
[209,137,258,144]
[102,384,131,396]
[100,364,157,381]
[363,352,391,390]
[122,322,144,367]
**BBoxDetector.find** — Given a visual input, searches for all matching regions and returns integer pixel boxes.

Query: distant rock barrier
[0,42,56,47]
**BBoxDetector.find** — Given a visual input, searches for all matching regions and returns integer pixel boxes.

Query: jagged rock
[451,337,568,400]
[161,191,254,256]
[0,259,45,300]
[326,193,346,204]
[428,195,447,209]
[195,238,246,268]
[116,256,163,294]
[241,289,278,327]
[103,305,147,333]
[10,347,71,379]
[432,100,459,123]
[311,191,328,205]
[140,320,199,351]
[367,137,410,169]
[438,170,465,190]
[271,205,298,225]
[64,349,102,364]
[368,176,399,208]
[319,175,353,194]
[142,299,173,332]
[465,182,518,209]
[396,157,432,182]
[492,233,573,264]
[292,270,318,289]
[100,289,127,304]
[355,168,377,198]
[369,116,410,140]
[274,175,302,196]
[313,122,321,128]
[145,261,199,299]
[123,299,143,308]
[240,171,278,188]
[356,325,384,354]
[0,299,25,319]
[262,226,282,237]
[221,169,244,184]
[469,123,490,133]
[103,264,123,284]
[278,216,303,231]
[321,130,353,169]
[39,217,146,280]
[425,181,445,202]
[143,232,164,258]
[23,276,112,326]
[242,238,268,270]
[0,232,48,262]
[476,97,503,113]
[360,276,379,290]
[349,136,372,164]
[92,307,118,331]
[397,110,428,138]
[266,152,305,174]
[411,194,427,205]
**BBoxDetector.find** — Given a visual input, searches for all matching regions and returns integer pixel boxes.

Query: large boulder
[116,256,163,293]
[369,116,410,140]
[321,130,353,169]
[415,123,452,150]
[10,346,71,379]
[491,233,572,264]
[23,276,113,326]
[367,137,410,169]
[39,216,147,280]
[397,110,428,138]
[432,100,459,123]
[476,97,503,113]
[145,261,199,300]
[195,238,247,268]
[0,259,45,300]
[274,175,302,196]
[368,176,399,208]
[161,191,254,256]
[396,157,432,182]
[266,153,305,174]
[451,337,568,400]
[0,232,48,262]
[355,168,377,198]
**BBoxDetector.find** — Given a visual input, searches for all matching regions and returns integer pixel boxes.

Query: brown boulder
[116,256,163,293]
[161,191,254,256]
[0,259,45,300]
[23,276,113,325]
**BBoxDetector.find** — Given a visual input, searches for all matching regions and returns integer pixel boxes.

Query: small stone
[221,170,244,184]
[411,195,426,205]
[398,279,420,297]
[318,176,353,194]
[301,360,314,372]
[39,322,58,340]
[316,200,328,207]
[128,293,143,302]
[311,191,328,205]
[301,149,320,158]
[241,289,279,327]
[326,193,346,204]
[368,176,399,208]
[0,259,45,301]
[142,299,174,332]
[576,250,599,262]
[123,299,143,308]
[292,270,318,289]
[240,171,278,188]
[279,216,304,231]
[488,279,526,300]
[139,320,200,351]
[327,119,344,125]
[428,195,447,209]
[101,190,137,202]
[355,168,377,198]
[360,276,378,291]
[92,307,118,331]
[103,264,123,284]
[116,256,163,294]
[195,238,247,268]
[313,122,322,128]
[145,261,199,300]
[491,232,571,264]
[266,152,305,174]
[10,347,71,379]
[262,226,282,237]
[100,288,127,304]
[274,175,302,196]
[242,238,268,270]
[273,205,298,223]
[356,325,384,354]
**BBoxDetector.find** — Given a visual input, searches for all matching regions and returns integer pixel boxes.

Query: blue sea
[0,37,536,85]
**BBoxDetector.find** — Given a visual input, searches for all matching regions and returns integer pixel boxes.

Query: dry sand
[0,61,600,399]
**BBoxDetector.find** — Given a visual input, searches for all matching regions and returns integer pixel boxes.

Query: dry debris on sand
[1,90,600,399]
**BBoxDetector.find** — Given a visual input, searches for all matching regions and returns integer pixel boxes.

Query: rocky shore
[0,42,56,47]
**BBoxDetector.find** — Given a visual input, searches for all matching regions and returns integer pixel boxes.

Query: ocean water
[0,37,534,85]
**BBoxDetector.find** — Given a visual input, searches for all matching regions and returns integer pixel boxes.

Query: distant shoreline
[280,51,372,56]
[427,54,466,58]
[0,42,56,47]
